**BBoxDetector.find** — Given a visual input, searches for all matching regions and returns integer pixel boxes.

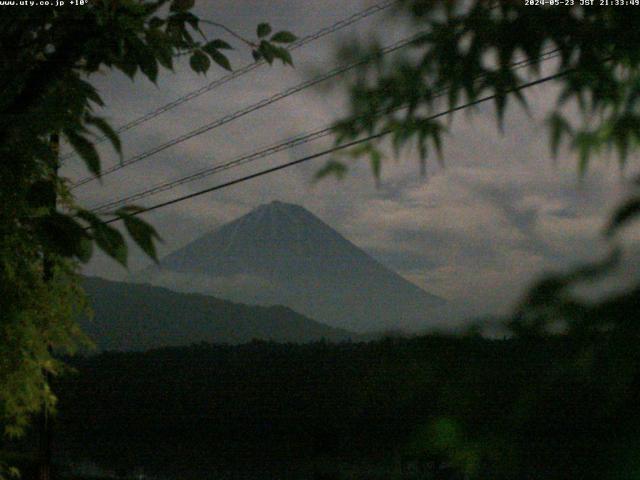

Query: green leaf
[77,209,127,265]
[147,28,174,69]
[117,208,162,262]
[270,31,297,43]
[64,129,100,177]
[606,197,640,236]
[271,46,293,66]
[578,150,589,178]
[76,208,102,226]
[494,91,507,131]
[205,39,232,50]
[77,235,94,264]
[258,41,275,64]
[93,222,127,266]
[190,50,211,74]
[78,79,104,107]
[257,23,272,38]
[548,113,572,159]
[139,50,159,83]
[85,114,122,157]
[206,48,232,71]
[390,123,413,156]
[314,160,348,181]
[182,11,199,29]
[370,149,382,181]
[117,51,138,78]
[574,132,594,178]
[432,127,444,166]
[156,47,174,70]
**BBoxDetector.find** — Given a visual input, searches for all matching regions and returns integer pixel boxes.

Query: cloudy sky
[64,0,637,322]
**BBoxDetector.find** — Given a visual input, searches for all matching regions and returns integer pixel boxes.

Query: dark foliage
[23,331,636,479]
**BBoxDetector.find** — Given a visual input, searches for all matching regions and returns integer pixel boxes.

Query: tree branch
[199,19,256,48]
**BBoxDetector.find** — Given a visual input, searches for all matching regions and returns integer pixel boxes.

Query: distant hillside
[134,201,445,332]
[80,277,353,351]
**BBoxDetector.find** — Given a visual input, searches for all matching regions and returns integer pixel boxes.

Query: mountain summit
[135,201,444,331]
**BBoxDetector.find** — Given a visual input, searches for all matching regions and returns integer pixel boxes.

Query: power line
[70,33,422,190]
[89,49,562,214]
[89,129,333,213]
[97,67,572,227]
[59,1,396,163]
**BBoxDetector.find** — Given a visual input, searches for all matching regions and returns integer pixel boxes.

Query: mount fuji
[134,201,444,332]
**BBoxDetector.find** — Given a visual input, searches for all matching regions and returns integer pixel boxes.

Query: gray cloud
[71,0,637,324]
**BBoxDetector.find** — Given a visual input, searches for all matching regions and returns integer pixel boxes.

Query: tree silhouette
[324,1,640,477]
[0,0,296,447]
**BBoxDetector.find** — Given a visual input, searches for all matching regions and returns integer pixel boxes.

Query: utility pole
[38,132,59,480]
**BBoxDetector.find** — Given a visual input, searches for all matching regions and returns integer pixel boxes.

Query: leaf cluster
[0,0,296,269]
[250,23,296,66]
[326,1,640,180]
[323,2,640,476]
[0,0,295,445]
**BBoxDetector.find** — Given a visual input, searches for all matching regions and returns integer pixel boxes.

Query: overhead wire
[59,0,397,163]
[97,67,573,227]
[70,32,422,190]
[89,129,333,213]
[89,48,562,214]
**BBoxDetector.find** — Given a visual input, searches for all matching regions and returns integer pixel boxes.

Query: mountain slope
[134,201,444,332]
[80,276,353,351]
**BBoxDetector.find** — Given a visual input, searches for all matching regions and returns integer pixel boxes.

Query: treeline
[39,333,638,479]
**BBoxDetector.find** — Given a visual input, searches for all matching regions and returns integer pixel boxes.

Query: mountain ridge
[135,201,445,332]
[80,276,353,351]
